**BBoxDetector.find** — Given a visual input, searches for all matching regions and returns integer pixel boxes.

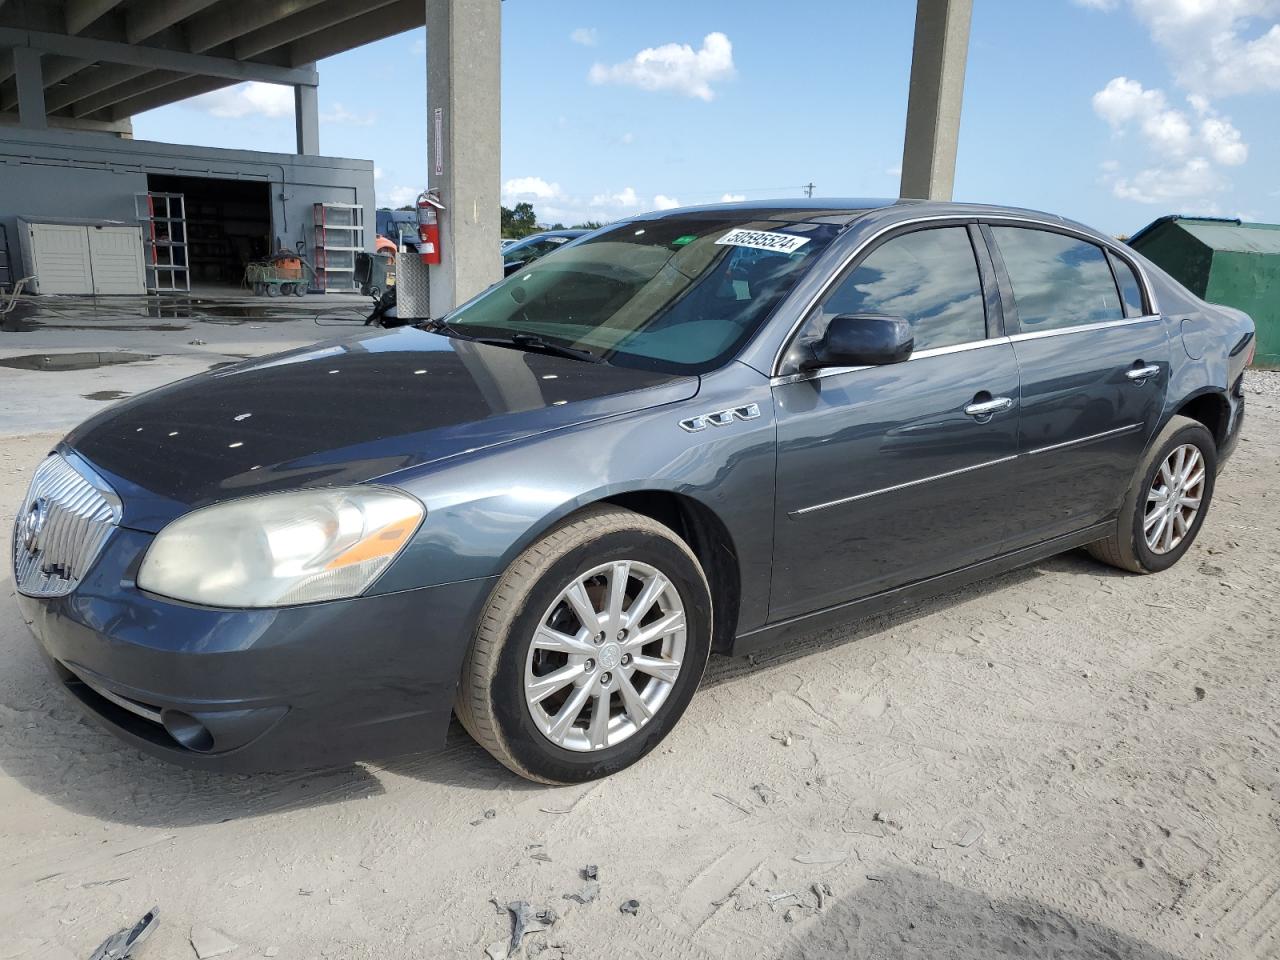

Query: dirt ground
[2,374,1278,960]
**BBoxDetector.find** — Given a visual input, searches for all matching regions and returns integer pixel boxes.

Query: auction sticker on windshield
[715,228,811,254]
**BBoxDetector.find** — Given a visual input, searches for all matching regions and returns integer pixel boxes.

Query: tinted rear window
[1109,251,1147,318]
[992,227,1122,331]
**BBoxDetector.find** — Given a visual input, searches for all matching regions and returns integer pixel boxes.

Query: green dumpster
[1128,216,1280,368]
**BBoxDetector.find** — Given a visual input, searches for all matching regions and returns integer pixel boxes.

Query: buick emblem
[19,498,46,556]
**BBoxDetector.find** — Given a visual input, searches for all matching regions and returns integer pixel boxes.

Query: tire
[265,284,279,298]
[293,283,306,297]
[1087,415,1217,573]
[455,506,712,783]
[281,283,295,296]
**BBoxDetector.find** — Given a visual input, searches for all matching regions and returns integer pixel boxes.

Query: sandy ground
[1,362,1278,959]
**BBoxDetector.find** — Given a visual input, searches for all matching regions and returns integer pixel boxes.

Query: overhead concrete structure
[900,0,973,201]
[0,0,426,151]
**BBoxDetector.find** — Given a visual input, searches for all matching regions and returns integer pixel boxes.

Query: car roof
[630,198,1099,233]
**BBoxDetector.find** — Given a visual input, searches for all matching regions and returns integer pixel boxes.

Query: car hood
[64,327,697,532]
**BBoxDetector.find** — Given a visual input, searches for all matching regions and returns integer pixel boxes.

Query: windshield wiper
[476,333,605,364]
[414,317,475,340]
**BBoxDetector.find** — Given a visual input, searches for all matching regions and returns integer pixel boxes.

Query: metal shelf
[136,192,190,293]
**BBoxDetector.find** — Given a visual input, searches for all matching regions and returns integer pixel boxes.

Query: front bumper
[17,526,496,772]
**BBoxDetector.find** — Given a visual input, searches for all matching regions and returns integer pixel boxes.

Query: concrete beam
[126,0,221,44]
[0,27,319,87]
[294,79,319,154]
[73,69,190,117]
[899,0,973,201]
[65,0,126,36]
[0,56,91,112]
[288,0,423,66]
[44,63,147,113]
[106,74,233,120]
[13,45,46,129]
[185,0,328,54]
[0,109,134,135]
[426,0,501,314]
[235,0,405,60]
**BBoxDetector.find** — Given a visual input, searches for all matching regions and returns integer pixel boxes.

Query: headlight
[137,487,424,608]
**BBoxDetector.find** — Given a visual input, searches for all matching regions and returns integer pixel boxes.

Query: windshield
[446,217,841,373]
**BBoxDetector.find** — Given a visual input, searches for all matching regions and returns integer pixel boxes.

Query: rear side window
[991,227,1123,331]
[1108,251,1147,317]
[811,226,987,351]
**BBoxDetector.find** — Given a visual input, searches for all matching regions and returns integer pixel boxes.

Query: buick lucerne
[12,200,1254,783]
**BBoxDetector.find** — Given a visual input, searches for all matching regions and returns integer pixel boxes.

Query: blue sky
[132,0,1280,235]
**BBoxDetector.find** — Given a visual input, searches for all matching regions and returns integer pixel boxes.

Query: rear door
[984,224,1170,548]
[770,223,1020,621]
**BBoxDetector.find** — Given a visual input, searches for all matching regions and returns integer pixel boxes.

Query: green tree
[501,202,539,238]
[571,220,605,230]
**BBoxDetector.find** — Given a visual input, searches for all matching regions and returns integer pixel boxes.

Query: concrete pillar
[294,79,319,155]
[899,0,972,201]
[426,0,501,316]
[13,47,47,130]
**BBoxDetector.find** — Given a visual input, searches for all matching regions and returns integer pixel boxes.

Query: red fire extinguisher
[416,189,444,265]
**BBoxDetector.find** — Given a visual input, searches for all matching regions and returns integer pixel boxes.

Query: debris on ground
[188,924,237,959]
[711,792,753,815]
[563,867,601,906]
[470,809,497,826]
[619,899,640,916]
[750,783,777,805]
[503,901,558,957]
[582,865,598,881]
[783,907,800,923]
[812,882,832,910]
[87,906,159,960]
[794,850,848,865]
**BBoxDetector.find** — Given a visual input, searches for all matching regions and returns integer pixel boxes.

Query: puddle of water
[0,352,156,371]
[82,390,132,401]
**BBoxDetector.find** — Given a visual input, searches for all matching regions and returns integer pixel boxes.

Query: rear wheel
[1087,415,1216,573]
[455,507,712,783]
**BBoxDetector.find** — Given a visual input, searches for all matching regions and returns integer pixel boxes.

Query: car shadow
[0,548,1125,821]
[775,867,1188,960]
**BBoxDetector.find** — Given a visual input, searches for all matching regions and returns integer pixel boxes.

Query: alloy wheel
[1144,443,1206,555]
[524,560,686,752]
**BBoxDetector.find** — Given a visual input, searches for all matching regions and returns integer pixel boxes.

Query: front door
[984,225,1171,548]
[771,224,1020,622]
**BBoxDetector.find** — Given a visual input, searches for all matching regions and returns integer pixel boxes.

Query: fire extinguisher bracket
[416,189,445,266]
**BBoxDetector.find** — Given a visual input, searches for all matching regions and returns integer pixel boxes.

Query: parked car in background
[12,200,1253,785]
[501,238,519,251]
[502,229,588,275]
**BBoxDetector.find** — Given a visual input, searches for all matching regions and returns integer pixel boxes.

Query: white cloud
[1092,76,1249,203]
[885,164,903,178]
[503,176,564,203]
[653,194,681,210]
[570,27,598,47]
[1109,157,1225,204]
[720,193,746,203]
[383,185,419,208]
[191,81,293,119]
[589,32,735,101]
[410,32,425,56]
[373,167,384,180]
[320,102,376,126]
[590,186,640,208]
[1089,1,1280,97]
[1092,77,1193,155]
[620,132,635,144]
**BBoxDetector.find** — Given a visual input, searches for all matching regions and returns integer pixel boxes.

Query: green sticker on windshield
[672,235,697,246]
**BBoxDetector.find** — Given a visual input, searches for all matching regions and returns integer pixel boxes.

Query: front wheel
[455,507,712,783]
[1087,414,1217,573]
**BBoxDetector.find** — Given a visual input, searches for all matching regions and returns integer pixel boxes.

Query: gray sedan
[12,199,1254,783]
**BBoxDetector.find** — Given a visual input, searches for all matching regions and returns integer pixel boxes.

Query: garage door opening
[146,175,272,294]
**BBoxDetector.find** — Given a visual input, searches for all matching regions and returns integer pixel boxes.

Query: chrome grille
[12,452,121,598]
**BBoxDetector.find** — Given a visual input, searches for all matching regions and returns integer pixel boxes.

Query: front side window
[447,217,842,373]
[992,227,1123,331]
[804,226,987,352]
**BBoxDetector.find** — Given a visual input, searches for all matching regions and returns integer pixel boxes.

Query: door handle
[1126,364,1160,383]
[963,396,1014,418]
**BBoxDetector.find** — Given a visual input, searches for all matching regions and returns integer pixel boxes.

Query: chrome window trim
[1006,314,1161,342]
[770,213,1162,377]
[770,335,1012,386]
[790,455,1019,517]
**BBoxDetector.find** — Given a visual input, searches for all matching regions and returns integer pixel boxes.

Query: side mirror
[800,314,914,370]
